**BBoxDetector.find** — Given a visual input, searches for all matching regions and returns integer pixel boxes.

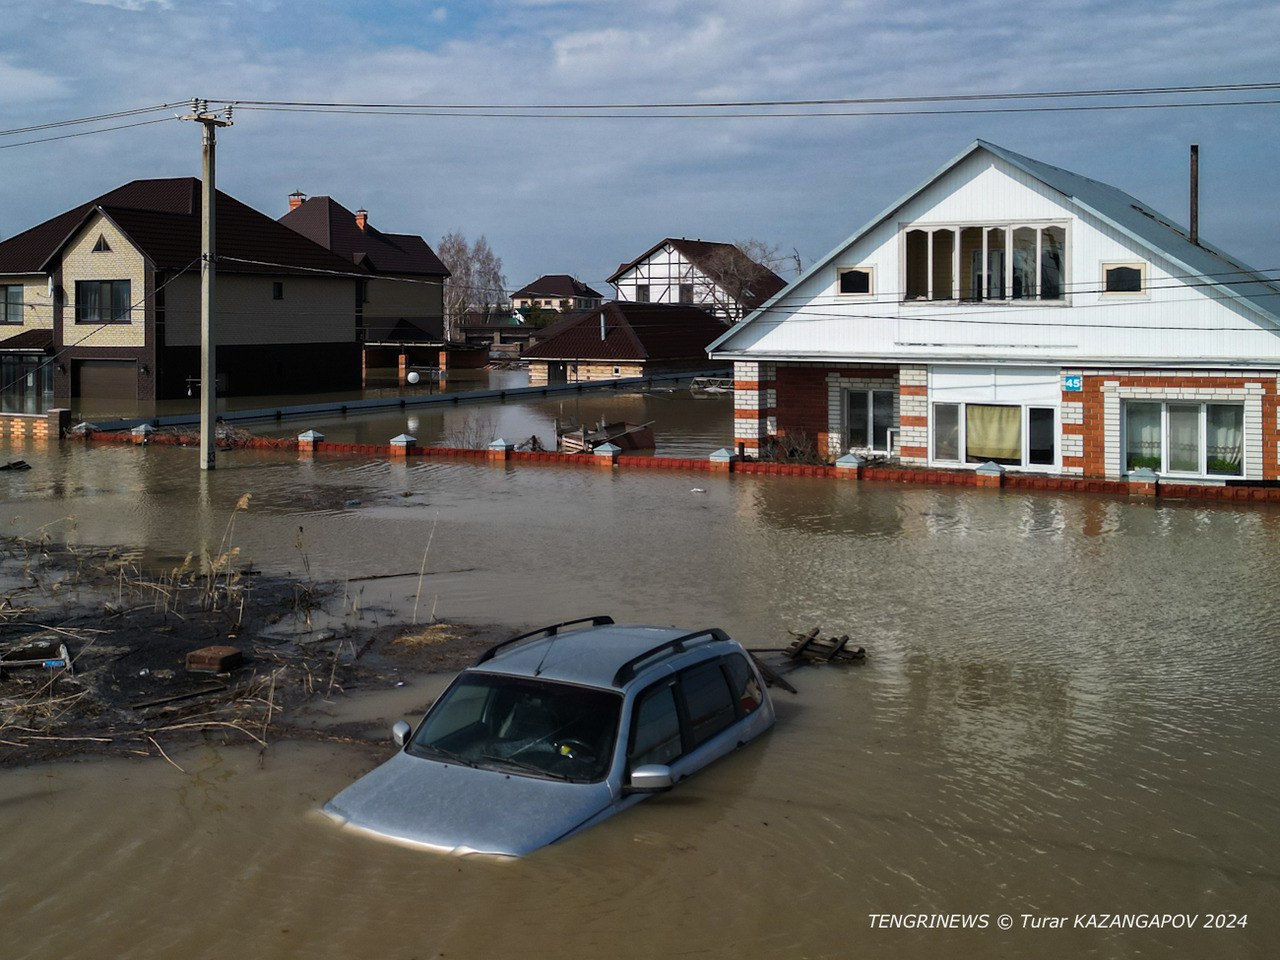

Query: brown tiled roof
[511,274,603,300]
[0,329,54,351]
[279,197,449,276]
[0,178,359,278]
[522,301,724,362]
[606,237,788,309]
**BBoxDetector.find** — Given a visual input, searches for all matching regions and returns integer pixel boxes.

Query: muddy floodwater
[1,394,1278,959]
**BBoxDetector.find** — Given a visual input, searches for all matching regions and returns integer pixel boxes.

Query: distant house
[523,301,725,386]
[711,139,1280,482]
[511,274,604,313]
[279,192,451,382]
[608,238,787,325]
[0,178,363,406]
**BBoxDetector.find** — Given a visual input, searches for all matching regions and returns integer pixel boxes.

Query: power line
[221,97,1280,121]
[0,103,180,138]
[0,116,180,151]
[211,81,1280,111]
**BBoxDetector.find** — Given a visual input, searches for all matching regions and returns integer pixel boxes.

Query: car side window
[723,654,763,716]
[680,660,737,749]
[629,682,682,767]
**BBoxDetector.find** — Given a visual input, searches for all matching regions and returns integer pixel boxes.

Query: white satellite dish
[407,371,420,384]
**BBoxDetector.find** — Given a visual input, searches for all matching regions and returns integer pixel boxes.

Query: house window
[905,223,1066,302]
[1124,400,1243,476]
[847,389,895,453]
[1,285,22,325]
[272,282,284,300]
[1103,262,1145,295]
[635,284,650,303]
[74,280,131,323]
[838,268,873,296]
[679,283,694,302]
[932,402,1057,468]
[92,234,111,253]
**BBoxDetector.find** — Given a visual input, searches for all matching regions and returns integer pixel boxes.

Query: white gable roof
[710,141,1280,364]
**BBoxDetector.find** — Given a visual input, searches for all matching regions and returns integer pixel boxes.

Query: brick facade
[733,360,1280,481]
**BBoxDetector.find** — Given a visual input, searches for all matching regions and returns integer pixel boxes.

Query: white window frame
[845,388,895,454]
[1120,399,1245,478]
[836,266,874,298]
[929,401,1059,471]
[900,219,1070,305]
[1101,261,1147,297]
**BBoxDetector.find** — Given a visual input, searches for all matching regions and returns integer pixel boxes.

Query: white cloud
[78,0,174,10]
[0,58,68,101]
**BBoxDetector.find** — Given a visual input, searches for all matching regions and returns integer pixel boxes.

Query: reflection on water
[1,423,1279,958]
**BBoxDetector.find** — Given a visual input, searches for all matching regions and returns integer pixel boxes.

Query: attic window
[1103,263,1145,295]
[837,267,873,296]
[272,282,284,300]
[92,235,111,253]
[904,222,1066,302]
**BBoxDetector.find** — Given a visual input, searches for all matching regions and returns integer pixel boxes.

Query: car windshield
[408,673,622,782]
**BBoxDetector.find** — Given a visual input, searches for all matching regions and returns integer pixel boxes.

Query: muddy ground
[0,534,510,768]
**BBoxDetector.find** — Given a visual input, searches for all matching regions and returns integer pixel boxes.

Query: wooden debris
[748,653,798,695]
[784,627,866,664]
[185,645,243,674]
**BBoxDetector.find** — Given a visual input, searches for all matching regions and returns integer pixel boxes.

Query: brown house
[0,178,364,406]
[511,274,604,313]
[279,193,449,354]
[608,238,788,324]
[523,301,725,386]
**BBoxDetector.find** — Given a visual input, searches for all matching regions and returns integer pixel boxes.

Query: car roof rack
[475,615,616,665]
[612,627,729,687]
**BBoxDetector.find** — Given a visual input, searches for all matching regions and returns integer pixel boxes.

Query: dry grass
[391,623,463,648]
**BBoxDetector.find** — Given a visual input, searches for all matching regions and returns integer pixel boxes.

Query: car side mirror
[626,764,674,794]
[391,720,412,747]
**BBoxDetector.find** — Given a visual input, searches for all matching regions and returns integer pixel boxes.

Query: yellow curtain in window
[966,404,1021,461]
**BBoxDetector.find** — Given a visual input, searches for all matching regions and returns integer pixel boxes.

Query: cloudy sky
[2,0,1278,291]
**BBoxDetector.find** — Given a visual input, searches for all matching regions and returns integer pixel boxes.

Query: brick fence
[68,428,1280,505]
[0,409,72,441]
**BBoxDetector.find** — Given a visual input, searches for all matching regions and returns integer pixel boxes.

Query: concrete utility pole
[180,99,233,470]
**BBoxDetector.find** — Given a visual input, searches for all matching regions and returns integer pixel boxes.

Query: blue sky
[2,0,1279,291]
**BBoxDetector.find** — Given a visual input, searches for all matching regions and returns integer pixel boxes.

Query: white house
[709,140,1280,482]
[609,238,787,325]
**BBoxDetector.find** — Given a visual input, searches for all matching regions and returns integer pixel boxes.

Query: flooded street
[2,395,1279,959]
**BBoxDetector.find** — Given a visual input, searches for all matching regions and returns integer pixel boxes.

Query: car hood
[322,751,616,858]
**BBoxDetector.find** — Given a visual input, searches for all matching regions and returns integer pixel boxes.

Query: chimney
[355,208,368,231]
[1189,144,1199,246]
[288,190,307,211]
[600,310,607,341]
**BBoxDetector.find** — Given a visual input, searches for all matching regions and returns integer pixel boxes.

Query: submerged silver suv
[323,616,775,857]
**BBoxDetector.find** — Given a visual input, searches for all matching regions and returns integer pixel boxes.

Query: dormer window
[92,234,111,253]
[903,222,1067,303]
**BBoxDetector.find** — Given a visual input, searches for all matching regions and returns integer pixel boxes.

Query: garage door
[73,360,137,399]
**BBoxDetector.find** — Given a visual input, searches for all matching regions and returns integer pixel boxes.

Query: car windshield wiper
[419,744,478,768]
[480,754,572,781]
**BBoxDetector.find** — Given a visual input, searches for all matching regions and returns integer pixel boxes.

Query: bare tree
[700,238,790,323]
[438,232,509,340]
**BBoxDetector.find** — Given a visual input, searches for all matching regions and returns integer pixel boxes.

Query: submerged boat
[557,419,656,453]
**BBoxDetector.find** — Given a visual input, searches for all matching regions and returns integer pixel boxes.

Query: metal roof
[710,140,1280,354]
[471,623,721,688]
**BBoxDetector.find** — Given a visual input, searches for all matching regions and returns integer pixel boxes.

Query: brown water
[1,412,1279,959]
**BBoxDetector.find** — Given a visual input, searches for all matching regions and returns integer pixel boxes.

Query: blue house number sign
[1063,375,1083,392]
